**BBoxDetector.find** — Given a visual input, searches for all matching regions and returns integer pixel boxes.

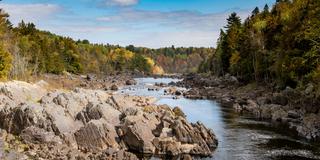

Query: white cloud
[49,25,119,33]
[96,8,251,47]
[0,3,62,24]
[131,31,220,48]
[104,0,139,6]
[0,1,253,48]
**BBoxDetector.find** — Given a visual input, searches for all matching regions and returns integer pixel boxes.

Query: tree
[252,7,260,16]
[218,13,242,74]
[0,45,12,80]
[225,12,241,29]
[263,4,270,14]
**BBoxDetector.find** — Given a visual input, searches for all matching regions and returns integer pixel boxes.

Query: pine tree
[252,7,260,16]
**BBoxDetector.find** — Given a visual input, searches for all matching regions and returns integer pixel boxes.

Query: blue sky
[0,0,275,48]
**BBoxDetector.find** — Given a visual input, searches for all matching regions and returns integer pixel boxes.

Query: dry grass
[27,74,82,91]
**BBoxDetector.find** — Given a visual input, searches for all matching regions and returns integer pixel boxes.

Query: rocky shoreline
[177,74,320,142]
[0,76,217,159]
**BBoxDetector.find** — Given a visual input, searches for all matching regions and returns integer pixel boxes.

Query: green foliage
[0,7,161,77]
[204,0,320,88]
[130,54,152,72]
[0,45,12,80]
[125,45,214,73]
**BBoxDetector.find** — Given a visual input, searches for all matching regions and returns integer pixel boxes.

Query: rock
[155,82,167,87]
[0,80,218,158]
[305,83,314,95]
[95,149,138,160]
[233,103,242,112]
[229,76,239,84]
[287,110,301,119]
[256,96,271,106]
[0,103,49,135]
[164,87,176,95]
[76,102,121,125]
[43,103,84,135]
[168,81,176,86]
[118,121,156,153]
[283,86,296,97]
[175,90,183,96]
[86,74,94,81]
[297,114,320,141]
[271,108,288,122]
[125,79,137,85]
[118,111,159,154]
[0,81,47,104]
[20,126,61,144]
[74,120,119,151]
[271,93,288,106]
[245,100,260,113]
[170,118,217,156]
[173,107,186,118]
[183,88,201,99]
[110,84,119,91]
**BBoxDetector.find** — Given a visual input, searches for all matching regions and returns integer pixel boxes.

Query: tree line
[0,9,166,80]
[200,0,320,90]
[126,45,214,73]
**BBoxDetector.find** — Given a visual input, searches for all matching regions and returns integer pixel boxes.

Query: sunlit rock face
[0,80,218,159]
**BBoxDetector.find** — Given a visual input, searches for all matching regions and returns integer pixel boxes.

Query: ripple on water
[268,149,320,160]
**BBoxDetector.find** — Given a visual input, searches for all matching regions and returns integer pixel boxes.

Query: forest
[0,8,213,81]
[200,0,320,91]
[0,10,165,80]
[126,45,214,73]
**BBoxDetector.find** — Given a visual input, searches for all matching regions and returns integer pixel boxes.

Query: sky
[0,0,275,48]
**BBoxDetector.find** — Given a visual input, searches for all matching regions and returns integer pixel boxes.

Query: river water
[120,77,320,160]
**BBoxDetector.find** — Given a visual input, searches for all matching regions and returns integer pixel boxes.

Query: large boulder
[76,102,121,125]
[20,126,61,145]
[110,84,119,91]
[125,79,137,86]
[117,110,159,154]
[153,117,217,157]
[0,81,47,104]
[0,103,50,135]
[74,120,119,151]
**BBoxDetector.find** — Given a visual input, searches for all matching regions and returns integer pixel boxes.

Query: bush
[0,45,12,80]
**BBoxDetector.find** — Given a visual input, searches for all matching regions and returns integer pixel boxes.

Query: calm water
[120,78,320,160]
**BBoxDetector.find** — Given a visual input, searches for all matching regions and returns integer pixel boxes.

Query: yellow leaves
[144,56,164,75]
[145,57,155,67]
[280,10,291,22]
[230,52,240,66]
[253,20,267,31]
[0,45,12,81]
[109,48,160,74]
[152,65,164,75]
[111,48,134,61]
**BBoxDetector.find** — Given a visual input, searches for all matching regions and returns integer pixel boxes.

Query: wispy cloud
[0,3,62,24]
[103,0,139,6]
[96,8,251,47]
[97,9,250,30]
[0,1,253,48]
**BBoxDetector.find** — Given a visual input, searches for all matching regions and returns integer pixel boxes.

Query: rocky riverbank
[0,77,217,159]
[177,74,320,142]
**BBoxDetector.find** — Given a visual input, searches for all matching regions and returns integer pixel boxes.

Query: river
[119,77,320,160]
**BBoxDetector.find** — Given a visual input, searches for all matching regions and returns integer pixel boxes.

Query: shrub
[0,45,12,80]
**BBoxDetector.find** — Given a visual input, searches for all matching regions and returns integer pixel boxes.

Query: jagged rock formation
[0,80,217,159]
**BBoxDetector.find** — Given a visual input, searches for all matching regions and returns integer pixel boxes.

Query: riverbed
[120,77,320,160]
